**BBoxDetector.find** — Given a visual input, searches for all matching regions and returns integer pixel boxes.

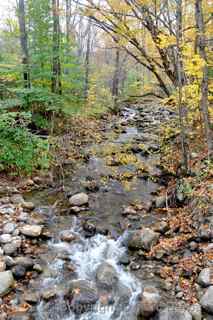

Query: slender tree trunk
[52,0,62,95]
[112,46,121,106]
[18,0,31,88]
[195,0,212,156]
[176,0,188,173]
[84,20,92,99]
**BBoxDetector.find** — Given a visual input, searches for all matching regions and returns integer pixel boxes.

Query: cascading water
[36,220,141,320]
[35,107,145,320]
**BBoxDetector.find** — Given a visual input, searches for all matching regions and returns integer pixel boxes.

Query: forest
[0,0,212,319]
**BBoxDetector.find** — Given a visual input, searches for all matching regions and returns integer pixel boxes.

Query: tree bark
[52,0,62,95]
[195,0,212,155]
[18,0,31,88]
[176,0,188,173]
[112,46,121,105]
[84,20,92,99]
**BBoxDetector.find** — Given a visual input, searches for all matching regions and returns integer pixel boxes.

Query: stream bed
[24,101,175,320]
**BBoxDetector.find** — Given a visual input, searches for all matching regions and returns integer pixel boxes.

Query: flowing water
[26,102,172,320]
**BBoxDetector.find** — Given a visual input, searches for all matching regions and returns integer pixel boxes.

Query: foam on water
[37,225,141,320]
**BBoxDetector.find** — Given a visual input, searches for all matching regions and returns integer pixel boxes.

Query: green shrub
[0,112,50,174]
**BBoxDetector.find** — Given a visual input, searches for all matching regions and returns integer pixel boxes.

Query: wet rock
[199,224,213,240]
[159,307,192,320]
[0,204,15,215]
[69,193,89,206]
[176,291,184,299]
[127,228,160,251]
[82,221,96,237]
[153,221,169,234]
[3,243,18,256]
[197,268,213,287]
[96,262,118,290]
[0,271,14,297]
[119,252,130,265]
[22,201,35,210]
[20,225,42,237]
[200,286,213,314]
[12,265,26,279]
[130,261,141,270]
[10,194,24,205]
[189,303,202,320]
[3,223,16,234]
[0,234,12,244]
[17,212,28,222]
[123,206,137,216]
[42,288,58,300]
[84,180,99,192]
[5,256,15,267]
[68,280,98,314]
[23,291,40,304]
[137,286,161,318]
[0,186,18,196]
[14,257,34,269]
[0,197,10,204]
[189,241,198,251]
[33,263,43,273]
[69,206,85,213]
[155,195,166,208]
[60,230,76,242]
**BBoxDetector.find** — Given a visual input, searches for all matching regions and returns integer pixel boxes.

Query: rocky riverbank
[0,99,212,319]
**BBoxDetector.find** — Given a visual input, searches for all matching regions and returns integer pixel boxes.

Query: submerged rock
[137,286,161,318]
[96,262,118,290]
[0,271,14,297]
[127,228,160,251]
[69,193,89,206]
[68,280,98,314]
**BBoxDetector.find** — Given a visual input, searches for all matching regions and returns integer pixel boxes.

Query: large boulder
[197,268,213,287]
[200,286,213,314]
[96,262,118,290]
[0,271,14,297]
[127,228,160,251]
[159,307,192,320]
[189,303,202,320]
[20,225,42,237]
[69,193,89,207]
[137,286,161,318]
[68,280,98,314]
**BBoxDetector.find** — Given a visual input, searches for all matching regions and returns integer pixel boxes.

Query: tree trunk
[84,20,92,99]
[195,0,212,156]
[52,0,62,95]
[176,0,188,173]
[112,46,121,106]
[18,0,31,88]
